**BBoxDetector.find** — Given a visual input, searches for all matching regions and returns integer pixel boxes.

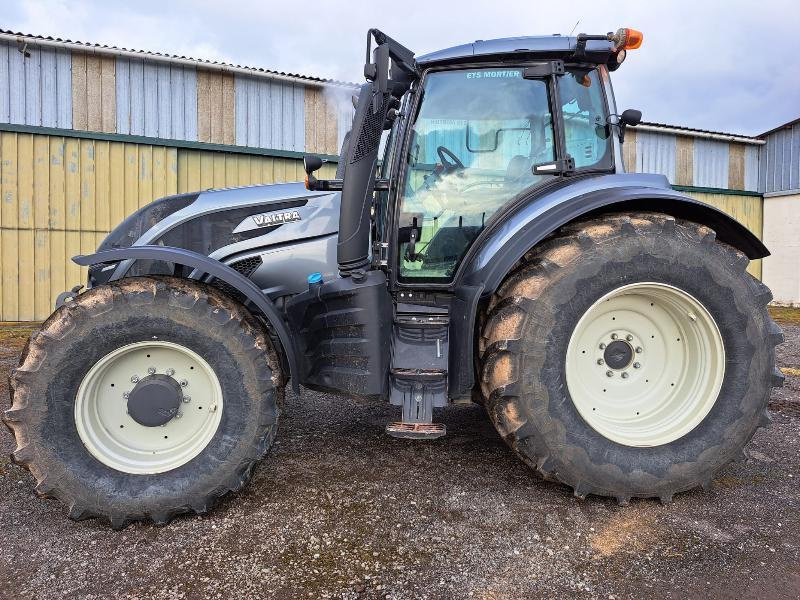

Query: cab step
[387,304,449,439]
[385,422,446,440]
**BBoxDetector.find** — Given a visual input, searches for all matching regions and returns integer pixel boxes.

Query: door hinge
[532,154,575,176]
[373,241,389,267]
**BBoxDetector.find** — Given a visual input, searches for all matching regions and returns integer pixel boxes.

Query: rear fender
[447,181,769,398]
[73,246,300,392]
[457,185,768,294]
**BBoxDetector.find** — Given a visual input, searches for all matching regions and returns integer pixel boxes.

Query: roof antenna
[568,19,581,36]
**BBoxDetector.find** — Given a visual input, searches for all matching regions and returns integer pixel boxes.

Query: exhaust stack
[336,30,417,275]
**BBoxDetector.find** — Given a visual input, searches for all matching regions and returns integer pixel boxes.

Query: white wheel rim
[565,282,725,447]
[75,341,223,474]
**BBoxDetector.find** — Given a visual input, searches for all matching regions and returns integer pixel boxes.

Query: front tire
[480,213,784,503]
[4,277,283,528]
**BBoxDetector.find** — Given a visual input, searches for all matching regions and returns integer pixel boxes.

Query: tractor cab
[296,28,645,437]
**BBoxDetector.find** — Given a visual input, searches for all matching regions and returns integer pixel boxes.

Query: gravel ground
[0,310,798,600]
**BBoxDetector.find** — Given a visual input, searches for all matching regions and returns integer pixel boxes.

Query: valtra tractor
[4,27,783,528]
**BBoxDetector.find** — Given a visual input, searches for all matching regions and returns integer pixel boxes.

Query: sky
[3,0,798,136]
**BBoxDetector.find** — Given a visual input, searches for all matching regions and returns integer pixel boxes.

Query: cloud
[4,0,797,134]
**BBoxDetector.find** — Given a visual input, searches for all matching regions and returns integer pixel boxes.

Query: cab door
[392,65,612,286]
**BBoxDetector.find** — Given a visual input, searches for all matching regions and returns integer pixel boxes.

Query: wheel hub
[603,340,633,370]
[127,374,183,427]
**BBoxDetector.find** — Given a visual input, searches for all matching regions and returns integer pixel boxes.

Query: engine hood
[95,182,341,284]
[135,182,339,252]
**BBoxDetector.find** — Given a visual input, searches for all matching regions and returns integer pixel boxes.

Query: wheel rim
[75,341,223,474]
[565,282,725,447]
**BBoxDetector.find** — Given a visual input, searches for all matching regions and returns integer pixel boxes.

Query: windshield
[397,68,556,281]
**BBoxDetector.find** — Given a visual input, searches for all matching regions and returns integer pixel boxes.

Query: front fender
[73,246,300,392]
[457,179,768,295]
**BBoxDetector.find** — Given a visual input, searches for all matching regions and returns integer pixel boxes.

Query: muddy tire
[480,213,784,503]
[3,277,283,528]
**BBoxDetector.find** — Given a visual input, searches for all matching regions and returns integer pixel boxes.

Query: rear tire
[480,213,784,503]
[4,277,283,528]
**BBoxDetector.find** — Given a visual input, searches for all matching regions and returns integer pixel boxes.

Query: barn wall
[0,128,339,321]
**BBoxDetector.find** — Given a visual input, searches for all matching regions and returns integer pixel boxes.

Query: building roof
[636,120,762,143]
[0,29,357,88]
[757,116,800,138]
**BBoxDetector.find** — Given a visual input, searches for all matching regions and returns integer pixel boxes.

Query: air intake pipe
[336,82,390,274]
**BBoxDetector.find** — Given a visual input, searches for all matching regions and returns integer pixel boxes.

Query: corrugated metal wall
[116,58,198,140]
[234,75,305,151]
[0,129,337,321]
[760,122,800,194]
[693,138,730,188]
[0,39,354,155]
[635,130,676,181]
[626,126,760,192]
[0,40,71,128]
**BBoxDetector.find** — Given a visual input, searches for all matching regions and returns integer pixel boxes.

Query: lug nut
[165,368,175,376]
[597,359,604,366]
[147,367,156,375]
[122,392,130,399]
[182,395,191,404]
[175,412,183,419]
[179,379,188,387]
[611,333,618,340]
[633,362,641,369]
[621,372,629,379]
[599,343,606,350]
[635,346,643,354]
[130,375,139,383]
[626,334,634,342]
[606,370,614,378]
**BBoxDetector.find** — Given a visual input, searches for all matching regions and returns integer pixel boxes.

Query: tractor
[4,28,784,528]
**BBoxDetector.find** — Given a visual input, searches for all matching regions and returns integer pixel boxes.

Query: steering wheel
[436,145,465,172]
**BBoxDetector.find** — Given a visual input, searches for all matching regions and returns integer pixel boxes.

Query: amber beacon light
[613,27,644,50]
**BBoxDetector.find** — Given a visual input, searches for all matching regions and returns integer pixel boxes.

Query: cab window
[560,68,612,169]
[397,68,556,282]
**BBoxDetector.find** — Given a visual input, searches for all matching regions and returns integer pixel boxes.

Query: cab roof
[416,35,615,66]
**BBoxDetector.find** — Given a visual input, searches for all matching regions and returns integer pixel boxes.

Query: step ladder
[385,303,448,440]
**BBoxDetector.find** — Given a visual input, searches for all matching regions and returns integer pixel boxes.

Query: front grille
[231,255,263,277]
[210,255,263,303]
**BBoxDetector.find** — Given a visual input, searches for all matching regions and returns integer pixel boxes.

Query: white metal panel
[0,43,7,122]
[143,61,158,137]
[744,144,759,192]
[635,131,676,182]
[0,41,72,128]
[337,103,355,151]
[24,48,40,125]
[8,42,25,124]
[235,75,305,151]
[693,138,729,188]
[183,68,197,141]
[116,57,197,140]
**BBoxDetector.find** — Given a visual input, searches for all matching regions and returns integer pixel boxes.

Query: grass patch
[769,306,800,326]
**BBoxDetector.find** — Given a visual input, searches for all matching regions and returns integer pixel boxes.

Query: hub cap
[75,341,223,474]
[565,282,725,447]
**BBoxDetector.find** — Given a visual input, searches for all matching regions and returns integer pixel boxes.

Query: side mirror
[303,156,324,191]
[617,109,642,143]
[303,155,324,176]
[620,109,642,127]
